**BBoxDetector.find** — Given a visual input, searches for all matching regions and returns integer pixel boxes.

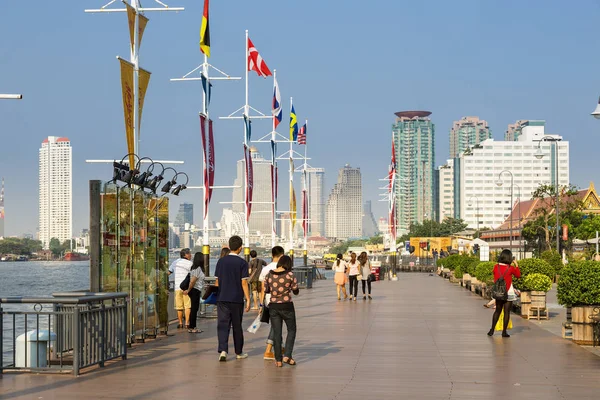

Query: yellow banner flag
[119,58,135,168]
[138,67,151,132]
[290,186,297,229]
[126,3,149,52]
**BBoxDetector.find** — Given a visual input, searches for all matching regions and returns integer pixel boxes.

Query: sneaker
[219,351,227,362]
[236,353,248,359]
[263,352,275,360]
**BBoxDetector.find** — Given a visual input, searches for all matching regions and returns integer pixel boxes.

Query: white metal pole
[244,30,250,257]
[201,54,210,270]
[289,97,294,256]
[271,70,277,249]
[132,0,140,157]
[303,120,308,254]
[0,94,22,100]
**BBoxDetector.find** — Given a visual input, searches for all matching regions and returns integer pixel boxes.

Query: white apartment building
[456,122,569,229]
[308,168,325,236]
[325,165,362,240]
[39,136,72,249]
[436,160,454,222]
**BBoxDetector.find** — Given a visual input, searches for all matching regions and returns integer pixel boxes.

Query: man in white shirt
[259,246,285,360]
[168,248,193,328]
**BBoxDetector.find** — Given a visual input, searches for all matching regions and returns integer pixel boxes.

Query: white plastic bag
[247,314,262,334]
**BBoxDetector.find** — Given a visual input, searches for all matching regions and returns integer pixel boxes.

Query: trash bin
[15,330,56,368]
[371,266,381,281]
[293,267,313,289]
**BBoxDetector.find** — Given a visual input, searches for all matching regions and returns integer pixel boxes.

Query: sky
[2,0,600,237]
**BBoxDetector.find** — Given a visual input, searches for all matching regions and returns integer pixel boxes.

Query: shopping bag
[247,314,262,334]
[203,292,217,305]
[260,304,270,323]
[494,309,513,331]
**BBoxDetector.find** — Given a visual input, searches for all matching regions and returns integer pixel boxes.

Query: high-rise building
[174,203,194,229]
[449,116,491,158]
[325,165,362,240]
[307,168,325,236]
[505,120,532,141]
[39,136,72,249]
[456,121,569,229]
[362,201,378,237]
[392,111,435,234]
[232,147,273,237]
[435,160,454,223]
[0,178,4,238]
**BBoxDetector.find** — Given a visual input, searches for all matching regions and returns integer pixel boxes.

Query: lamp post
[496,170,514,251]
[468,196,480,238]
[534,136,561,252]
[514,183,522,259]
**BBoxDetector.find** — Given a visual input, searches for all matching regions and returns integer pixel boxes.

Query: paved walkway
[2,274,600,399]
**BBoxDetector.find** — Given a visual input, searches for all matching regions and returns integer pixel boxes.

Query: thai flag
[272,77,282,129]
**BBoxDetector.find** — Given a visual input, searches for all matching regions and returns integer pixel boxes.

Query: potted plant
[541,250,563,282]
[475,261,495,297]
[522,273,552,319]
[513,258,554,316]
[557,261,600,344]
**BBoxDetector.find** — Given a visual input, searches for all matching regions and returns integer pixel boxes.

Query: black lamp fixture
[112,153,139,184]
[171,172,189,196]
[145,162,165,194]
[160,167,179,194]
[133,157,154,187]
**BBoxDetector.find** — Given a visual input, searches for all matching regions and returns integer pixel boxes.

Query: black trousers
[217,302,244,354]
[270,303,297,362]
[349,275,359,297]
[188,288,201,329]
[361,279,371,295]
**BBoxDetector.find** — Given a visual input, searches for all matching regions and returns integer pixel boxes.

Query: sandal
[275,361,283,368]
[283,357,296,366]
[188,328,203,333]
[177,324,183,329]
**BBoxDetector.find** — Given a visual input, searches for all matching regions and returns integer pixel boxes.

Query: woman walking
[333,254,349,300]
[347,252,360,301]
[183,252,206,333]
[358,252,372,300]
[488,249,520,337]
[264,255,299,367]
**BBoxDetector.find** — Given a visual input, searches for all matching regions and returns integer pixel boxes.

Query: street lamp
[514,183,522,259]
[496,170,514,251]
[591,96,600,119]
[467,196,480,238]
[534,136,561,252]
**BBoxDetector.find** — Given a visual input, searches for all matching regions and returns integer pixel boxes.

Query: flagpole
[289,97,294,262]
[271,70,278,249]
[303,119,308,266]
[201,53,211,274]
[243,29,250,261]
[132,0,140,157]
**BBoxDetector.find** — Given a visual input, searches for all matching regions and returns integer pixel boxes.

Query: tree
[439,217,468,236]
[49,237,62,257]
[367,235,383,245]
[574,214,600,240]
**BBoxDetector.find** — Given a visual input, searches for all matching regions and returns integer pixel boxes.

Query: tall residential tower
[307,168,325,236]
[39,136,72,249]
[325,165,362,240]
[0,178,4,238]
[392,111,435,234]
[449,116,491,158]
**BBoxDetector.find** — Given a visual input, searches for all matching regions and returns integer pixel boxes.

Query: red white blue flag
[272,76,282,129]
[248,38,271,77]
[297,123,307,145]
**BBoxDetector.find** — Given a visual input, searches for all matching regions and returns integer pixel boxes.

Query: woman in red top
[488,249,521,337]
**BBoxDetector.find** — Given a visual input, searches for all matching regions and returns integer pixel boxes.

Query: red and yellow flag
[200,0,211,57]
[126,3,149,52]
[118,58,135,167]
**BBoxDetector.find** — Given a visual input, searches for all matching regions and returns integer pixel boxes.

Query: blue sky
[2,0,600,236]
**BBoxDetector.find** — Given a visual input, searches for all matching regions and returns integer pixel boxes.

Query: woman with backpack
[488,249,521,337]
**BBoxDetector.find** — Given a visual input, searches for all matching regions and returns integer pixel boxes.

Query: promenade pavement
[2,273,600,399]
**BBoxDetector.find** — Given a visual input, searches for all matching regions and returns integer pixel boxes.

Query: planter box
[527,291,548,320]
[572,306,600,345]
[520,291,531,317]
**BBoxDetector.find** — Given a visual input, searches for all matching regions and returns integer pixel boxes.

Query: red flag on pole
[200,115,216,219]
[247,37,272,77]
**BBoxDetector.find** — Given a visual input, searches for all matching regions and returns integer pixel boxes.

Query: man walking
[215,236,251,361]
[168,248,193,329]
[249,250,267,310]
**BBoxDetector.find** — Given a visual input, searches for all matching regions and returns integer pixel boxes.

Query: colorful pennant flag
[272,76,282,128]
[126,3,149,52]
[297,123,307,145]
[245,145,254,223]
[199,0,211,57]
[244,115,252,143]
[289,103,298,142]
[201,74,212,107]
[200,115,215,219]
[118,58,135,168]
[248,38,272,77]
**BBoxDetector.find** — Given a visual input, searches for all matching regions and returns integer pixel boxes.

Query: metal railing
[1,292,128,376]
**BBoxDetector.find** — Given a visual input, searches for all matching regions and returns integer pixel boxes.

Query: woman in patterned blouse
[264,255,299,367]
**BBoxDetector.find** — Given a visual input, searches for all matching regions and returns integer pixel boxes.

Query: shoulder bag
[179,273,191,291]
[491,265,510,301]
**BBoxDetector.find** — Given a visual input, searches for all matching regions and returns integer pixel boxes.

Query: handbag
[357,274,363,281]
[260,303,270,323]
[179,273,191,290]
[491,265,510,301]
[367,273,376,282]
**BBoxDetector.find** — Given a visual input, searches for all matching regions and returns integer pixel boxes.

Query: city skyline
[3,2,600,236]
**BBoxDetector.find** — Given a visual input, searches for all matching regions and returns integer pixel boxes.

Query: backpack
[491,265,510,301]
[180,272,191,291]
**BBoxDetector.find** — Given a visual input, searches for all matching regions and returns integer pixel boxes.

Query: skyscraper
[174,203,194,229]
[392,111,435,234]
[325,165,362,240]
[232,147,273,237]
[307,168,325,236]
[505,120,530,141]
[0,178,4,238]
[39,136,72,249]
[449,116,491,158]
[362,201,378,237]
[435,160,454,223]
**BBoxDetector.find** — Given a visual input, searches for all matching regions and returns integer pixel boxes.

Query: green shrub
[464,257,480,276]
[439,254,462,271]
[454,265,464,279]
[557,261,600,306]
[522,273,553,292]
[541,250,563,276]
[513,258,553,290]
[475,261,495,285]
